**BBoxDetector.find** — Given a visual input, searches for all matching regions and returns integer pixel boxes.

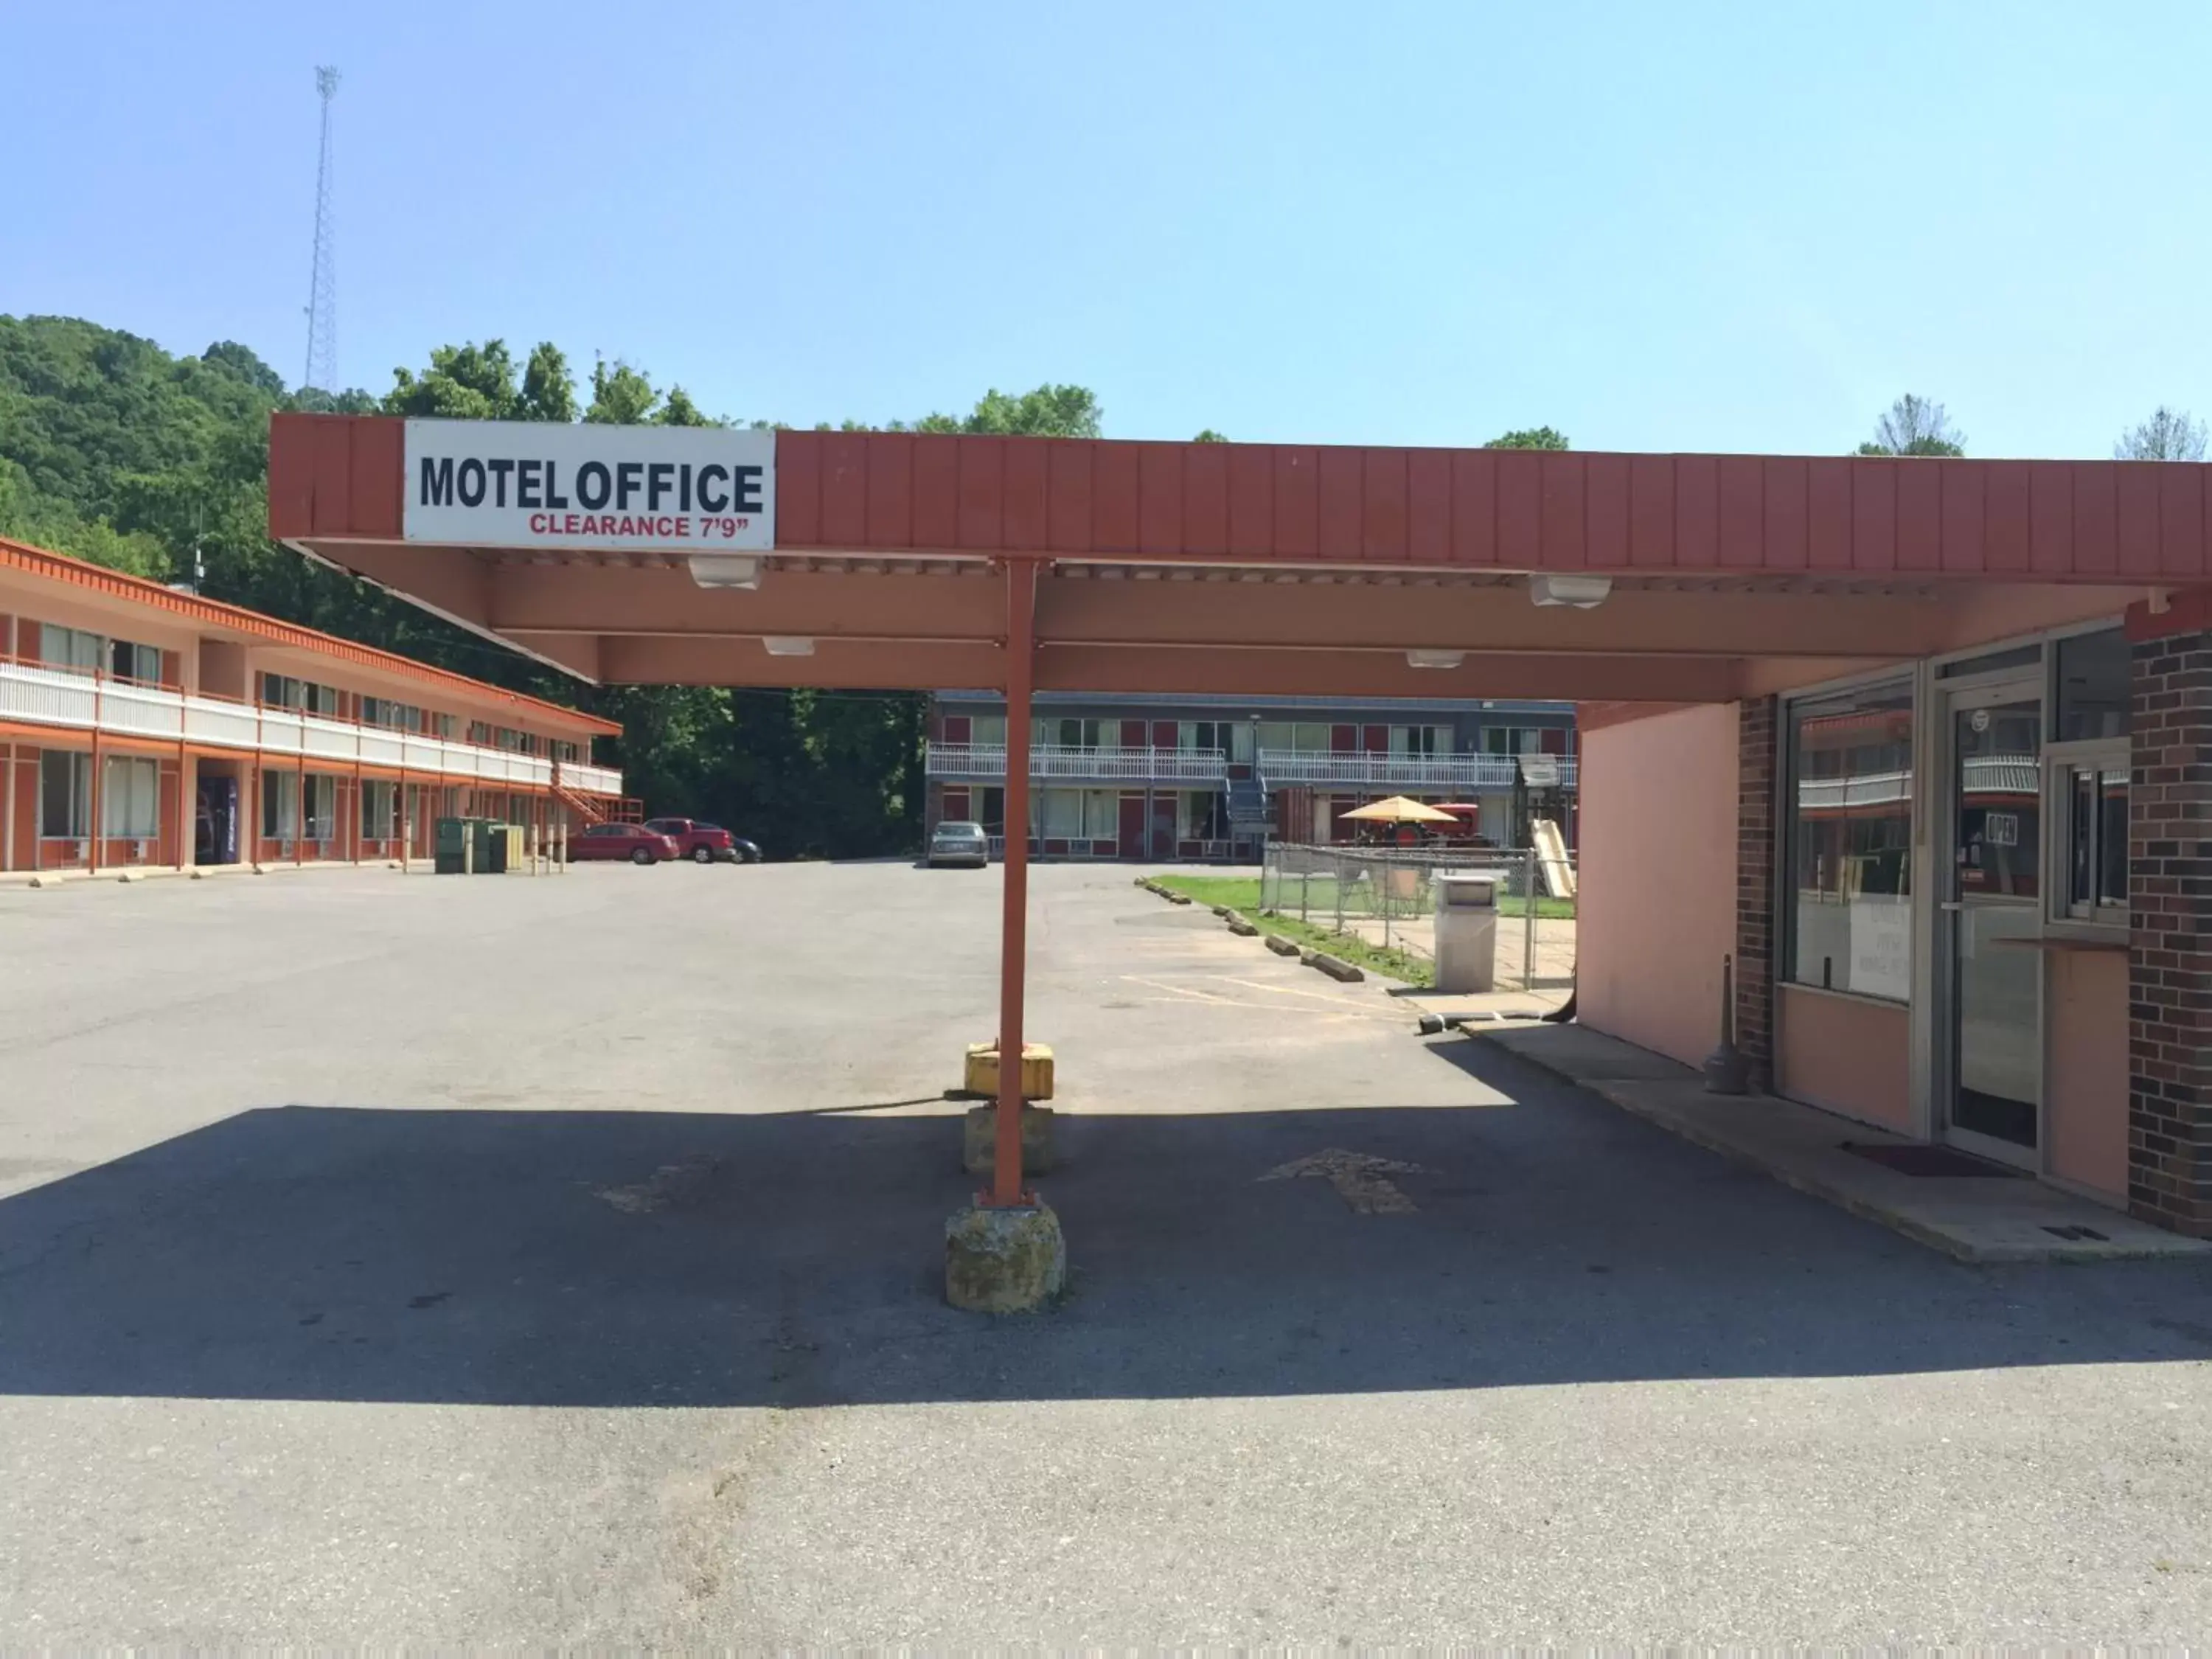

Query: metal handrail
[926,742,1231,782]
[1256,750,1579,789]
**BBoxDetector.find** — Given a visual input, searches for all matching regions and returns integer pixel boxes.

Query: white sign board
[1847,895,1913,1003]
[1518,754,1560,787]
[403,420,775,552]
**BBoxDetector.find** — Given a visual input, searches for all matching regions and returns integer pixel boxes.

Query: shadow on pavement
[4,1047,2209,1408]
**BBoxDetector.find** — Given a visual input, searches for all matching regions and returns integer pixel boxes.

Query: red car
[573,822,682,865]
[644,817,762,865]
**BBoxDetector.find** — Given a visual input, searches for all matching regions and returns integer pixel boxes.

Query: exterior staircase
[1225,770,1271,844]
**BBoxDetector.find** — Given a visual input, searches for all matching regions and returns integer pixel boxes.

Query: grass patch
[1150,872,1573,920]
[1150,874,1435,988]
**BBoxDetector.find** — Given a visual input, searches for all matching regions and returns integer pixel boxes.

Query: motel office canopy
[268,414,2212,1209]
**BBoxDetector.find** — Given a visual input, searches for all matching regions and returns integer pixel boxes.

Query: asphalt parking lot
[3,860,2211,1644]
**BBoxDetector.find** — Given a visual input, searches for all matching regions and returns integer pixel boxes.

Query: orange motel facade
[0,535,625,878]
[269,414,2212,1239]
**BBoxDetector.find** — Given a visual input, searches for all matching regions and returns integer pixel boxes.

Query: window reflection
[1788,684,1914,1000]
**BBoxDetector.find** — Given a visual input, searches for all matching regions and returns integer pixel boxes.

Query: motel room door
[1118,793,1146,860]
[1938,674,2045,1170]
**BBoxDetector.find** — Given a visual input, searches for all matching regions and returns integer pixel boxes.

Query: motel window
[975,786,1006,836]
[1389,726,1447,757]
[262,674,340,714]
[2048,627,2129,929]
[39,625,102,674]
[262,771,299,840]
[1178,720,1253,759]
[1040,787,1084,839]
[100,757,160,839]
[111,640,161,684]
[361,779,400,841]
[435,714,459,740]
[1482,727,1545,756]
[1040,718,1104,751]
[1784,680,1915,1001]
[38,750,90,838]
[363,698,421,731]
[1179,790,1231,841]
[1256,722,1332,754]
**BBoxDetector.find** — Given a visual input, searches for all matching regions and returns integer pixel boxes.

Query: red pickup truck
[643,818,763,865]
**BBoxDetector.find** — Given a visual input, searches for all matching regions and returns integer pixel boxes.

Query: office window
[2051,627,2129,927]
[100,757,160,838]
[38,750,90,837]
[1785,681,1915,1000]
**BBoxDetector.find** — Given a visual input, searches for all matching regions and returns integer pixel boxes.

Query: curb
[1469,1032,2189,1266]
[1263,934,1301,957]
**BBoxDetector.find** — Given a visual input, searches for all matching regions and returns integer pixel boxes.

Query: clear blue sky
[10,1,2208,458]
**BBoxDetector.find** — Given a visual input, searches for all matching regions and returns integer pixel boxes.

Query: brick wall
[2129,631,2212,1236]
[1736,697,1777,1090]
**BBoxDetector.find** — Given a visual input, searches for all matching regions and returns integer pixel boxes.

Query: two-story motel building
[0,535,625,876]
[924,692,1576,860]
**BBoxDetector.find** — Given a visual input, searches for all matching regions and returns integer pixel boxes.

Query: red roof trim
[0,535,622,737]
[272,413,2212,585]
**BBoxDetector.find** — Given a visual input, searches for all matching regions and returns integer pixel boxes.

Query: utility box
[476,819,509,874]
[434,817,473,875]
[964,1040,1056,1101]
[1433,871,1501,994]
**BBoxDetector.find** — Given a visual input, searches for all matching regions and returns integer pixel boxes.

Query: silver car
[926,820,991,869]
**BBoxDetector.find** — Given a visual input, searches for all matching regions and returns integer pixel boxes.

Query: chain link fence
[1259,841,1578,992]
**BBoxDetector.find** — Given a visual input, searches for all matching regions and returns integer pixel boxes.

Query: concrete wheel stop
[945,1198,1067,1312]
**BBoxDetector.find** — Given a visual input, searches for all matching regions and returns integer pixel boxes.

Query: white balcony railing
[1256,749,1577,790]
[927,743,1231,782]
[0,658,619,798]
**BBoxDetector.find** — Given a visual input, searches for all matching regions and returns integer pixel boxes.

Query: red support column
[88,674,103,876]
[992,557,1040,1208]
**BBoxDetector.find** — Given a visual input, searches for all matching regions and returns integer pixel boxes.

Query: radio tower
[302,66,340,394]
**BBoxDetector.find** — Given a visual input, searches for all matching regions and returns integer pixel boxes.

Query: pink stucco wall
[2047,947,2129,1201]
[1775,985,1913,1130]
[1577,703,1738,1068]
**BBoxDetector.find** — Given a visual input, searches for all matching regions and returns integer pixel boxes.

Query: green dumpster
[434,816,473,875]
[474,817,507,874]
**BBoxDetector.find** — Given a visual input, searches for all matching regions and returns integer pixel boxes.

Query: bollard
[557,821,568,872]
[1703,953,1749,1094]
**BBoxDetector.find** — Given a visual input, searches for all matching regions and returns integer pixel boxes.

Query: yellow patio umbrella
[1338,795,1455,824]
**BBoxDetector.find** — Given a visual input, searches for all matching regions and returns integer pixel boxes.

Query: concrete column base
[962,1104,1057,1175]
[945,1199,1067,1312]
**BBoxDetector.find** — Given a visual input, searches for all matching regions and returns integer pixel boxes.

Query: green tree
[1484,426,1570,451]
[1857,394,1965,457]
[1193,428,1228,442]
[585,356,661,425]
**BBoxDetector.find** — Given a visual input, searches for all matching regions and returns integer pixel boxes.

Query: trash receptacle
[476,818,508,874]
[1433,871,1500,993]
[435,816,472,875]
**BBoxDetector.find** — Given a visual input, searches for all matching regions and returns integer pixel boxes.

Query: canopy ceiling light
[762,636,816,657]
[1529,573,1613,609]
[1404,649,1466,669]
[688,553,764,591]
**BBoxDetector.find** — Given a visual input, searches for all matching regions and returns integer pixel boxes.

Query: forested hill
[0,316,1119,857]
